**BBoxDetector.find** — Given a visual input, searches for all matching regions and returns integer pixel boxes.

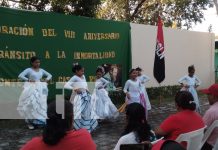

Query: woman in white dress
[64,64,98,133]
[136,67,152,111]
[178,65,201,113]
[123,69,147,113]
[92,67,119,119]
[17,56,52,129]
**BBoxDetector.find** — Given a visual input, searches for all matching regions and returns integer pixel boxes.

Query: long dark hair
[43,100,73,145]
[175,91,196,111]
[123,103,153,143]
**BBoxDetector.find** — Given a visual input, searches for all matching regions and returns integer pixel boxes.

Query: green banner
[0,7,131,99]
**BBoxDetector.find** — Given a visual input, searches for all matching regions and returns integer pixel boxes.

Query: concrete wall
[131,23,215,89]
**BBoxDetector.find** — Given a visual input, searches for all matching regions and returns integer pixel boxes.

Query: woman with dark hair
[114,103,156,150]
[92,66,119,119]
[17,56,52,129]
[21,100,96,150]
[178,65,201,113]
[64,63,98,132]
[155,91,204,143]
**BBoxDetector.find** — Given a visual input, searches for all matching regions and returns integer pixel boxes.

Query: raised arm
[18,68,30,81]
[142,74,150,83]
[95,77,109,89]
[41,69,52,81]
[64,76,76,90]
[100,77,109,88]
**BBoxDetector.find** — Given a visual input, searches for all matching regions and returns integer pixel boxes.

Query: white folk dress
[92,77,119,119]
[137,75,151,110]
[178,75,201,112]
[64,75,98,133]
[17,68,52,125]
[123,79,147,113]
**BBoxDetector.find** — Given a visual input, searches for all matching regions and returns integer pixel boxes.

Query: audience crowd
[21,84,218,150]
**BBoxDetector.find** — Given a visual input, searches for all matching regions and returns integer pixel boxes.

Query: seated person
[21,100,96,150]
[114,103,156,150]
[155,91,205,145]
[201,84,218,150]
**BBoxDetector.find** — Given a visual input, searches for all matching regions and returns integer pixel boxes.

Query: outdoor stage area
[0,96,210,150]
[0,3,217,150]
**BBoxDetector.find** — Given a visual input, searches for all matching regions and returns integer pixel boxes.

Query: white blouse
[18,68,52,82]
[123,79,141,97]
[95,77,109,89]
[64,75,88,90]
[178,75,201,86]
[114,132,138,150]
[137,75,150,87]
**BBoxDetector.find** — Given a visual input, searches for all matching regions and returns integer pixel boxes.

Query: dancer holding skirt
[136,67,152,111]
[64,63,98,132]
[123,69,147,116]
[179,65,201,113]
[17,56,52,130]
[92,66,119,120]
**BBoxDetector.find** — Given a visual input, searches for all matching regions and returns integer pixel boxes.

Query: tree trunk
[214,0,218,15]
[124,0,131,22]
[130,0,147,20]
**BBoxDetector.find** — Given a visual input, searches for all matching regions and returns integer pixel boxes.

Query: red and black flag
[153,17,165,84]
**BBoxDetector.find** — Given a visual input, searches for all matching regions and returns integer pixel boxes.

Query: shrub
[109,85,181,105]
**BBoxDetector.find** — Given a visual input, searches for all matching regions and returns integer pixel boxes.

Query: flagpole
[154,16,165,105]
[159,83,163,105]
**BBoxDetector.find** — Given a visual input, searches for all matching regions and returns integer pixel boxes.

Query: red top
[160,110,205,140]
[21,129,96,150]
[152,140,165,150]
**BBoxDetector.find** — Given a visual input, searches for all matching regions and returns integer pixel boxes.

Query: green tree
[0,0,101,17]
[97,0,212,29]
[0,0,215,28]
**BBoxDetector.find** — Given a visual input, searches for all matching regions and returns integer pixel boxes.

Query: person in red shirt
[155,91,205,142]
[21,100,96,150]
[201,84,218,150]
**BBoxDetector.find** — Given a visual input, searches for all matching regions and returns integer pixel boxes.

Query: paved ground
[0,96,210,150]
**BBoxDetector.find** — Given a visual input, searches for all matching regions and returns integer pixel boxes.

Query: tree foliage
[0,0,101,18]
[97,0,212,29]
[0,0,215,28]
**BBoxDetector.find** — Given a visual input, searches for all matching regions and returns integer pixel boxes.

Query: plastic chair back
[176,127,206,150]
